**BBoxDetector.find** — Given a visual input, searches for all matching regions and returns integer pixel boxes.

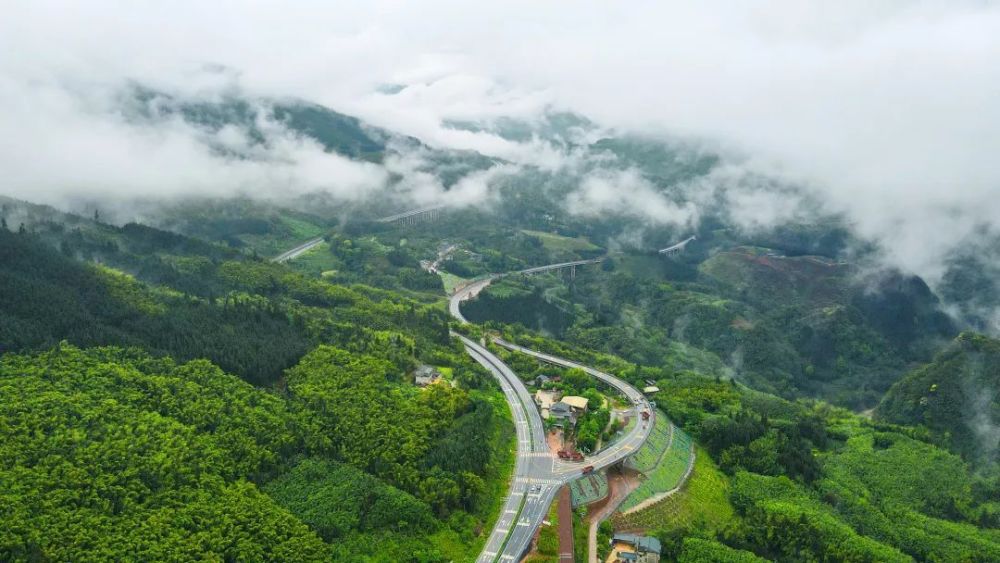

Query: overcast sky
[2,1,999,280]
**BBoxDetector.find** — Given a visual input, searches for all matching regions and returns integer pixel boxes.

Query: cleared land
[617,417,693,513]
[612,446,733,533]
[521,230,601,253]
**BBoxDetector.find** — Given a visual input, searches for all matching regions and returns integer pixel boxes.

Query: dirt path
[586,467,640,563]
[546,429,565,455]
[558,486,574,562]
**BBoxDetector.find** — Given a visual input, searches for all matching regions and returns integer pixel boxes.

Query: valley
[1,77,998,563]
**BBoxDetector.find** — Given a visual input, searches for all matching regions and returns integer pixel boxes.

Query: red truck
[557,450,570,459]
[571,452,584,462]
[641,411,650,421]
[581,465,594,475]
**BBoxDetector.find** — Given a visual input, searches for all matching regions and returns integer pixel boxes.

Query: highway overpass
[449,268,651,562]
[376,204,446,225]
[659,235,696,255]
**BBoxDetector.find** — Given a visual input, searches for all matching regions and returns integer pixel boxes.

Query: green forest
[1,103,999,563]
[0,211,515,562]
[500,328,1000,562]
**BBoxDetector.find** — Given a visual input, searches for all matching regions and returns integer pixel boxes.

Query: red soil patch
[558,485,574,562]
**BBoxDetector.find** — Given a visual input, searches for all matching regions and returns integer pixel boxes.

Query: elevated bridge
[376,204,446,226]
[517,257,605,279]
[659,235,696,256]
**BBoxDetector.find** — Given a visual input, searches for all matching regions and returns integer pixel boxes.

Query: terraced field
[617,423,694,513]
[612,447,734,532]
[569,472,609,508]
[626,410,671,474]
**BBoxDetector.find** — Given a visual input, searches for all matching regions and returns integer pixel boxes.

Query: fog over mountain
[6,6,1000,559]
[2,1,999,288]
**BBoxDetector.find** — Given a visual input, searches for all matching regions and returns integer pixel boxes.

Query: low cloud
[566,168,698,227]
[2,1,1000,293]
[0,76,390,204]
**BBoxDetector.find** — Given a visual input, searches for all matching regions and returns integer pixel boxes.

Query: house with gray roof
[413,365,441,387]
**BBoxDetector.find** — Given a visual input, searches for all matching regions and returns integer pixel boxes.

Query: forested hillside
[465,239,955,409]
[878,332,1000,466]
[0,344,514,561]
[495,328,1000,562]
[0,220,457,385]
[0,210,515,561]
[1,85,998,563]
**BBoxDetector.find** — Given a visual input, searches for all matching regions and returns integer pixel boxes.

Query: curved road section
[490,338,653,479]
[450,274,652,562]
[449,277,496,323]
[460,335,561,562]
[270,235,651,562]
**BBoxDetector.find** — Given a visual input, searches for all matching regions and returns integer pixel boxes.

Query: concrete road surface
[269,236,652,563]
[460,334,653,562]
[449,277,651,562]
[272,237,323,263]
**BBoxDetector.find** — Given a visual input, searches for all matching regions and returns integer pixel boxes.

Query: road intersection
[451,277,653,562]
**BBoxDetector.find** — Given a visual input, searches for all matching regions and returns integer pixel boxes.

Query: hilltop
[879,332,1000,466]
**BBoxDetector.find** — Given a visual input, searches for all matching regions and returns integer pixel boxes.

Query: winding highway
[449,259,603,323]
[460,335,561,562]
[450,273,652,562]
[273,233,653,562]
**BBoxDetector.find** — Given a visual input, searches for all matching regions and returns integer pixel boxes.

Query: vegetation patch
[613,446,734,534]
[569,473,609,508]
[617,422,693,513]
[520,229,601,254]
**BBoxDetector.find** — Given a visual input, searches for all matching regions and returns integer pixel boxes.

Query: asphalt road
[449,276,652,562]
[492,338,654,479]
[376,204,446,223]
[460,335,560,562]
[270,236,653,562]
[270,237,653,562]
[448,276,496,323]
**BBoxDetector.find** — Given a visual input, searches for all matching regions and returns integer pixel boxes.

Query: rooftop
[561,395,590,411]
[612,534,661,554]
[550,401,573,417]
[414,365,441,386]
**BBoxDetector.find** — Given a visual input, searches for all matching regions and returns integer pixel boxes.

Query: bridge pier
[376,204,447,228]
